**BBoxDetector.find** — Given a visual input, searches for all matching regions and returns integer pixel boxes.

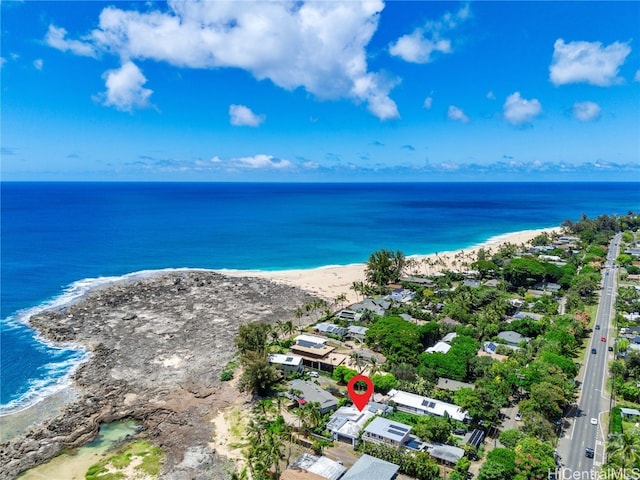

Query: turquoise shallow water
[1,181,639,412]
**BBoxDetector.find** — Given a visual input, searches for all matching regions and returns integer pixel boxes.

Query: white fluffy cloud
[229,105,265,127]
[447,105,469,123]
[503,92,541,125]
[100,61,153,112]
[210,154,292,170]
[33,59,43,71]
[389,4,470,63]
[635,70,640,82]
[423,96,433,109]
[45,25,97,58]
[573,101,601,122]
[549,39,631,86]
[47,1,399,119]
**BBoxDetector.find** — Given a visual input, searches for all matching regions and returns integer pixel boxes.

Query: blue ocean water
[1,182,639,413]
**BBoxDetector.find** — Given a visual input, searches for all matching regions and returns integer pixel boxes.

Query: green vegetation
[85,439,164,480]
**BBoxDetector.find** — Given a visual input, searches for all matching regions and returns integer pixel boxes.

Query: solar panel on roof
[387,425,409,433]
[286,357,293,362]
[428,401,436,408]
[297,340,321,348]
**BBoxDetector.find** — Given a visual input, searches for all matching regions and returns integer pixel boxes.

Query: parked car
[515,412,522,421]
[608,346,614,351]
[308,371,319,378]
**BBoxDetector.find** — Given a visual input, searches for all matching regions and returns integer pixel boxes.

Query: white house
[362,417,412,448]
[268,354,304,374]
[387,389,469,422]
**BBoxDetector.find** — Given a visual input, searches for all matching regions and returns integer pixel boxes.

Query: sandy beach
[220,227,563,302]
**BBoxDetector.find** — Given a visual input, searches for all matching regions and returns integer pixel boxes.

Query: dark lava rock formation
[0,270,318,479]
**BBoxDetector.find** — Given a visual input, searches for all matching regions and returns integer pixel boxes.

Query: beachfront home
[290,334,347,373]
[288,379,337,414]
[269,354,304,375]
[351,298,390,317]
[340,454,400,480]
[313,322,347,338]
[362,417,412,448]
[386,288,415,303]
[282,453,346,480]
[387,389,469,422]
[336,309,361,322]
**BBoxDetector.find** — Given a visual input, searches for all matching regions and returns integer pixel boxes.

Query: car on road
[595,324,601,330]
[591,348,597,354]
[601,336,607,342]
[585,447,594,458]
[590,417,598,425]
[515,412,522,421]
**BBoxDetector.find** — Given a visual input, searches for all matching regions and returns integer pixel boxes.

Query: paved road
[556,233,621,478]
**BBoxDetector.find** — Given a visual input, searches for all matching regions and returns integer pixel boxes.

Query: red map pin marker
[347,374,374,411]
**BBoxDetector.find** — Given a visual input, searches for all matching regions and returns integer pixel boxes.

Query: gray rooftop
[289,379,337,413]
[364,416,412,443]
[428,444,465,463]
[341,454,399,480]
[289,453,346,480]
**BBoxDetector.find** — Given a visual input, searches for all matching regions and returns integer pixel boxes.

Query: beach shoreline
[219,226,563,303]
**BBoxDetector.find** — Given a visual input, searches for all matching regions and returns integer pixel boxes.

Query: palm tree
[283,319,294,339]
[607,431,640,471]
[351,351,364,374]
[334,293,348,310]
[367,355,380,376]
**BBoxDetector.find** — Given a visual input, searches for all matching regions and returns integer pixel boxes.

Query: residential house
[387,288,415,303]
[462,279,481,288]
[288,379,338,414]
[497,331,530,347]
[291,334,347,373]
[351,298,391,317]
[269,354,304,375]
[313,322,347,338]
[437,377,476,392]
[439,316,461,327]
[336,309,361,322]
[425,342,451,354]
[346,325,368,343]
[387,389,469,422]
[442,332,457,343]
[427,444,465,466]
[512,311,543,321]
[399,275,433,286]
[326,402,391,447]
[362,417,412,448]
[281,453,346,480]
[340,454,399,480]
[620,408,640,420]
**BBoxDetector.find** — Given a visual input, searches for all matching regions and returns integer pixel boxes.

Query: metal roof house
[282,453,346,480]
[387,389,469,422]
[340,454,399,480]
[314,322,347,338]
[362,417,412,448]
[269,354,304,374]
[428,444,465,465]
[288,379,338,414]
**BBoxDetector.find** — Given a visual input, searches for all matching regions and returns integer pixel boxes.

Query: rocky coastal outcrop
[0,270,318,479]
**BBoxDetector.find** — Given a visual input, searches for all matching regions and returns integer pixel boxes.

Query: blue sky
[1,1,639,182]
